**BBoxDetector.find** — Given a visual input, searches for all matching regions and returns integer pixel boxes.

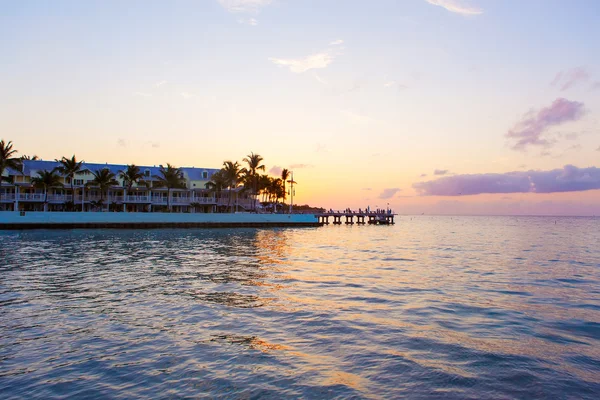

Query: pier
[315,211,396,225]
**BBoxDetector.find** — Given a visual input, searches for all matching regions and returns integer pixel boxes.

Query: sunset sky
[2,0,599,215]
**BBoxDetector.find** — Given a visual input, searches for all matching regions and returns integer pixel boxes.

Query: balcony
[0,194,15,202]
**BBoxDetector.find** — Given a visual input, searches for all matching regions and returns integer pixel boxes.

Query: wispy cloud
[591,82,600,91]
[384,80,409,90]
[155,80,167,87]
[340,110,375,124]
[237,17,259,25]
[362,188,372,191]
[314,72,329,85]
[329,39,344,46]
[425,0,483,15]
[145,141,160,148]
[420,173,428,177]
[551,67,590,91]
[413,165,600,196]
[596,146,600,152]
[269,52,335,73]
[218,0,272,13]
[180,92,196,99]
[434,169,449,175]
[289,163,312,169]
[505,98,585,151]
[315,143,329,153]
[117,138,127,147]
[379,188,402,199]
[133,92,152,97]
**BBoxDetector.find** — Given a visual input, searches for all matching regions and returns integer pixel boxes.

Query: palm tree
[87,168,119,211]
[20,155,39,161]
[242,152,265,211]
[0,140,22,183]
[281,168,290,211]
[30,170,63,211]
[258,174,271,203]
[269,178,284,211]
[119,164,145,191]
[205,169,228,211]
[155,163,186,212]
[55,155,84,209]
[222,161,243,212]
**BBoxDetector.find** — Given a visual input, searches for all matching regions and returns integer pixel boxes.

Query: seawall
[0,212,321,229]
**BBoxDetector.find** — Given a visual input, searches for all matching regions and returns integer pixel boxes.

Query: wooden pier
[315,211,396,225]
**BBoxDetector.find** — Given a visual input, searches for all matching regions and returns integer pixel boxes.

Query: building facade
[0,160,254,213]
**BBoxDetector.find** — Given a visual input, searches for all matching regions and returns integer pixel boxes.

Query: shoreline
[0,211,322,230]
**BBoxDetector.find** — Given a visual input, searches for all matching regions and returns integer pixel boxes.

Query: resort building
[0,160,254,213]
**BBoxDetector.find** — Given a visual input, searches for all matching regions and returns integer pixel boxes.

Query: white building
[0,160,253,213]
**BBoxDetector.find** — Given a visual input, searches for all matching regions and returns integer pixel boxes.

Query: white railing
[17,193,45,201]
[191,197,216,204]
[0,194,15,201]
[47,195,74,202]
[124,195,150,203]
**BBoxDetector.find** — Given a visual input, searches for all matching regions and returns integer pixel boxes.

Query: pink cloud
[434,169,449,175]
[505,98,585,151]
[551,67,590,91]
[413,165,600,196]
[379,188,402,199]
[269,166,282,176]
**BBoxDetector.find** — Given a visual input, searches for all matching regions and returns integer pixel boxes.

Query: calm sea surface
[1,216,599,399]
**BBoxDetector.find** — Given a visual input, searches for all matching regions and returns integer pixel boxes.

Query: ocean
[1,216,599,399]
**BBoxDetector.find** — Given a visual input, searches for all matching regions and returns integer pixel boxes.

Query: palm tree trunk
[44,188,48,212]
[227,187,232,213]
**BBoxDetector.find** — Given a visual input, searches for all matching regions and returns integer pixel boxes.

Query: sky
[1,0,599,215]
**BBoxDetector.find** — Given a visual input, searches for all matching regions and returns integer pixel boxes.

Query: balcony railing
[1,192,254,207]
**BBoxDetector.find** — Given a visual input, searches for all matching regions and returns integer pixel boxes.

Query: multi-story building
[0,160,253,213]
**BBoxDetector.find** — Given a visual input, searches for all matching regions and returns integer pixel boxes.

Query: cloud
[289,163,312,169]
[315,143,329,153]
[133,92,152,97]
[117,138,127,147]
[269,52,335,73]
[314,73,329,85]
[218,0,272,13]
[425,0,483,15]
[155,80,167,87]
[591,82,600,91]
[329,39,344,46]
[144,141,160,148]
[420,173,427,177]
[181,92,196,99]
[269,166,282,176]
[505,98,585,151]
[551,67,590,91]
[434,169,449,176]
[413,165,600,196]
[238,17,259,25]
[384,80,409,90]
[379,188,402,199]
[597,146,600,151]
[362,188,372,191]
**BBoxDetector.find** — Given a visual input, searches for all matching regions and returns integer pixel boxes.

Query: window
[145,169,150,177]
[74,179,84,186]
[202,171,208,179]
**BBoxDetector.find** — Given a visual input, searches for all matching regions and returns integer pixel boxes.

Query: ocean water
[1,216,599,399]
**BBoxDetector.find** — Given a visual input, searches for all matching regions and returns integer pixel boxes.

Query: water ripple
[1,217,600,398]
